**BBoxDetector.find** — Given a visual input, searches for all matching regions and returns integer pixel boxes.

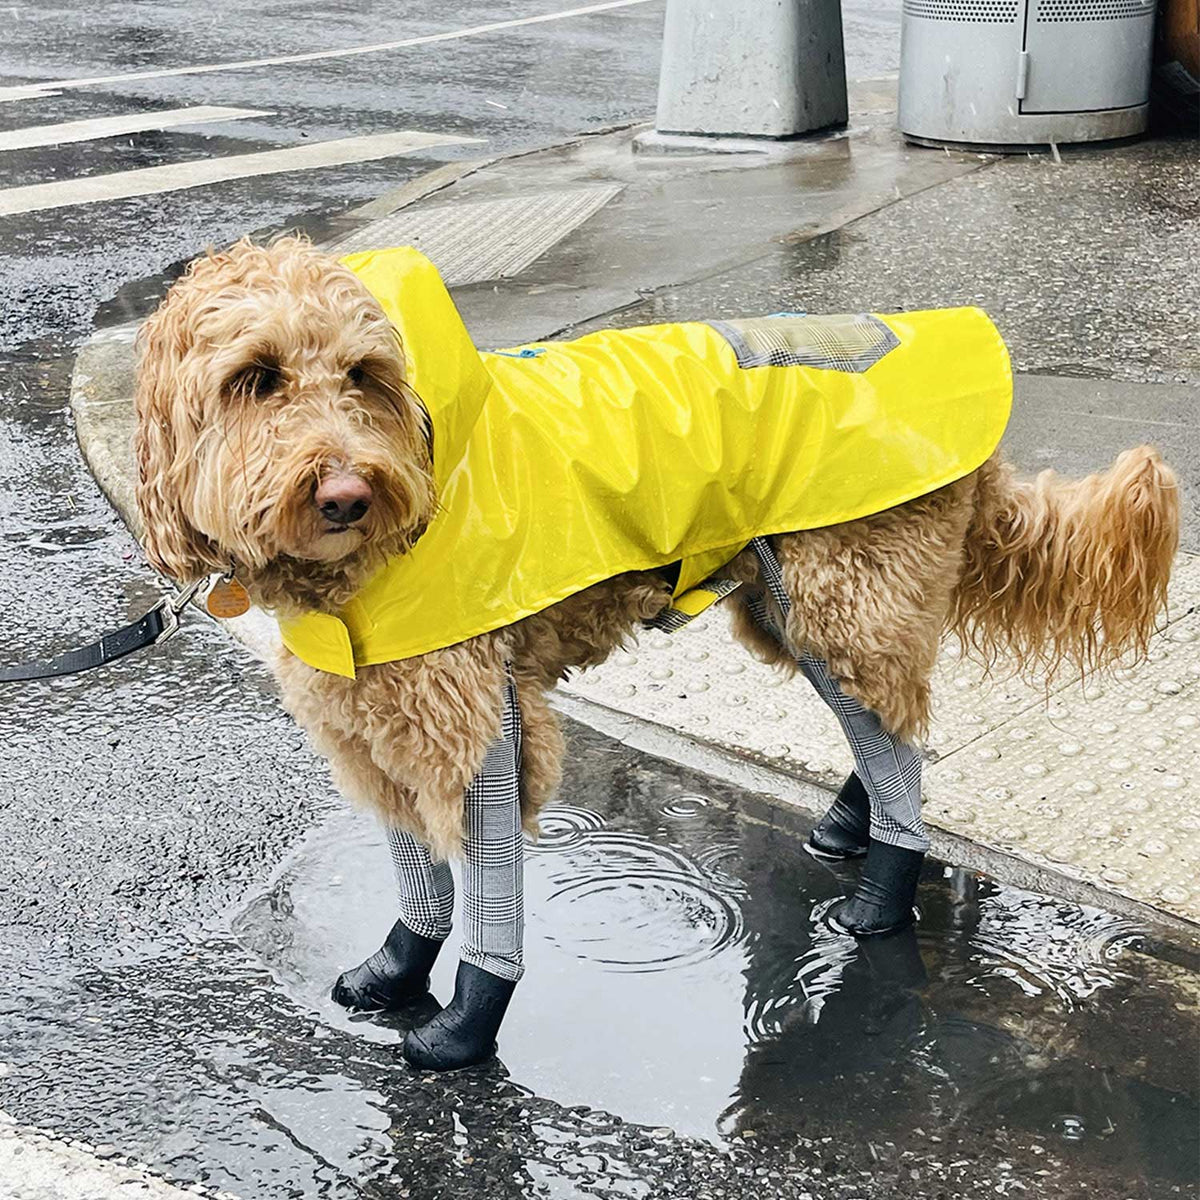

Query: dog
[133,236,1179,1069]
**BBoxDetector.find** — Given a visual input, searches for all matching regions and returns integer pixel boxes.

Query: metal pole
[653,0,849,140]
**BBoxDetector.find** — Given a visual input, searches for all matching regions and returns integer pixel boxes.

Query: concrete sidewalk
[70,78,1199,935]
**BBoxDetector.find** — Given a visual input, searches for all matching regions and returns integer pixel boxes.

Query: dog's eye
[227,362,281,400]
[346,363,366,388]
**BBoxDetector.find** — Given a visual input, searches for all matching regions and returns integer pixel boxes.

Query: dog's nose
[315,473,373,526]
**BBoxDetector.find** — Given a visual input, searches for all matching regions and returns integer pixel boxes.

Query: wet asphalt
[0,3,1197,1198]
[2,721,1198,1198]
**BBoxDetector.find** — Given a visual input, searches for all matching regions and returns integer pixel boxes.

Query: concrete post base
[654,0,849,140]
[632,128,847,158]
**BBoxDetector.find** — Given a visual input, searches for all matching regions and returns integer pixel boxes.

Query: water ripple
[540,831,747,974]
[963,890,1143,1008]
[529,805,607,853]
[660,794,710,820]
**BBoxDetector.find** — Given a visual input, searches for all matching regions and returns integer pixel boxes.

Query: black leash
[0,577,204,682]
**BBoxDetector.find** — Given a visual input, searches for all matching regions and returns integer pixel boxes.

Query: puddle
[229,723,1200,1188]
[0,717,1195,1198]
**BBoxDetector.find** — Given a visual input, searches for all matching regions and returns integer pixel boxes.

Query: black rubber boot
[829,840,924,937]
[331,919,444,1012]
[402,961,516,1071]
[806,772,870,860]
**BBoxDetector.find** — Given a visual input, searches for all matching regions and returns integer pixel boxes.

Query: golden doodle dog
[134,236,1179,1071]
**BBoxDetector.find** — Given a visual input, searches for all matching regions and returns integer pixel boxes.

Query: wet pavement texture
[2,721,1197,1199]
[1,3,1197,1196]
[0,352,318,953]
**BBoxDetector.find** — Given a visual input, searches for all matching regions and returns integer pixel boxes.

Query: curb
[554,694,1200,944]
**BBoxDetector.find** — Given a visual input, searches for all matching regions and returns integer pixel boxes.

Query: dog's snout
[315,473,373,526]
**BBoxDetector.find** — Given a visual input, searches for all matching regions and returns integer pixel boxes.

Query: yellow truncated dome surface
[280,248,1012,677]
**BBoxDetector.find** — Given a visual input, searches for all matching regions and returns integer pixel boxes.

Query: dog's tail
[950,447,1180,677]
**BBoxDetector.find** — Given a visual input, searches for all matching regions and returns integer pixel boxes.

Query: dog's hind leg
[403,668,525,1071]
[741,537,928,935]
[793,653,927,935]
[805,772,870,861]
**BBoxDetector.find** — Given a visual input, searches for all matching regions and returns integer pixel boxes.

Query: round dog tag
[206,578,251,618]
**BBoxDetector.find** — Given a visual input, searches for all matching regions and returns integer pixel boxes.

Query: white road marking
[0,85,62,102]
[0,105,269,152]
[0,0,658,102]
[0,129,480,216]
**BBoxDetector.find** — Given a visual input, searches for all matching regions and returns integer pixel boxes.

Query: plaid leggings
[385,670,525,983]
[383,534,926,980]
[746,537,929,853]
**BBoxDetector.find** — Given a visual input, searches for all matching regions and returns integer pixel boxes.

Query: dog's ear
[356,331,437,516]
[133,294,227,582]
[388,341,435,475]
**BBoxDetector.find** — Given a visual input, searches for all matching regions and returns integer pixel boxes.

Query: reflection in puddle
[742,897,860,1041]
[231,751,1199,1194]
[963,888,1142,1007]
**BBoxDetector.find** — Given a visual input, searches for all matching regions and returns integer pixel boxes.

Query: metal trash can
[898,0,1157,146]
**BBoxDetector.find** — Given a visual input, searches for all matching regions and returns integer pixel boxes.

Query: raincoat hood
[280,247,1012,677]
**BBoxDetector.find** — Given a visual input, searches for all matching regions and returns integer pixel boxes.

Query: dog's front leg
[400,667,525,1071]
[344,637,514,861]
[319,652,525,1075]
[277,640,499,857]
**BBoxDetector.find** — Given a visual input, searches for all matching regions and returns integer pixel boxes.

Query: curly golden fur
[135,237,436,613]
[134,236,1180,859]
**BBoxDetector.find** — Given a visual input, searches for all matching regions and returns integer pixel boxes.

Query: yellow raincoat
[281,248,1011,678]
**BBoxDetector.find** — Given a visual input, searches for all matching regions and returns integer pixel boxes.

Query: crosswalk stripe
[0,86,63,102]
[0,129,480,217]
[0,106,270,153]
[0,0,658,102]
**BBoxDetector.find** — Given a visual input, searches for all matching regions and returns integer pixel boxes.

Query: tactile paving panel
[563,613,856,783]
[328,186,623,286]
[926,563,1200,923]
[561,553,1200,923]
